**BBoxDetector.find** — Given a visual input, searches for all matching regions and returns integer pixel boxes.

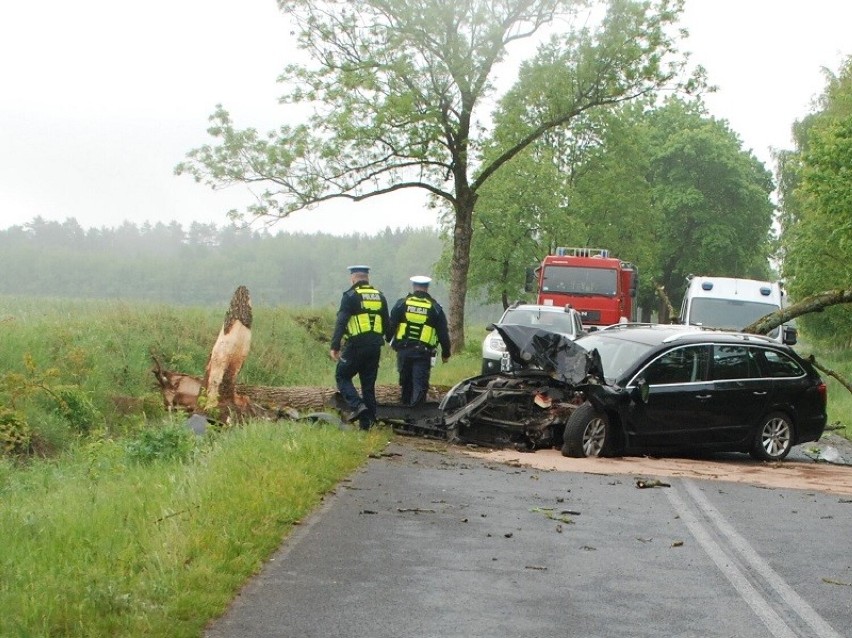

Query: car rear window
[711,345,761,381]
[752,348,806,378]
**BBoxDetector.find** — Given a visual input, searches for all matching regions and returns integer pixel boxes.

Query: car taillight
[817,382,827,406]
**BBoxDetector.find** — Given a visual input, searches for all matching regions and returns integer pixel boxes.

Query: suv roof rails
[664,329,778,344]
[598,322,662,331]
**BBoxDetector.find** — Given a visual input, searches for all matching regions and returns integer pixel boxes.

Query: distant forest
[0,217,492,315]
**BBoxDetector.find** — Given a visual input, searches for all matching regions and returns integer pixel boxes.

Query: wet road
[206,438,852,638]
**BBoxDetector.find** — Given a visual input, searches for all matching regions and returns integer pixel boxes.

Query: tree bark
[742,289,852,335]
[448,197,474,355]
[203,286,252,410]
[153,373,450,415]
[654,282,676,323]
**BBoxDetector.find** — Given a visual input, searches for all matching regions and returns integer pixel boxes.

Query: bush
[54,386,102,434]
[125,422,196,464]
[0,408,31,456]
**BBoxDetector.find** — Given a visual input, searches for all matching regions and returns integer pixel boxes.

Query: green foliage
[778,56,852,345]
[0,408,31,456]
[643,99,775,311]
[124,423,196,464]
[53,386,102,435]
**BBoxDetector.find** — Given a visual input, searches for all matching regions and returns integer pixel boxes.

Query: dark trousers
[396,347,433,407]
[335,341,381,428]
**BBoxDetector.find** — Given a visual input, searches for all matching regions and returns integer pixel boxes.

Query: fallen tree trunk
[154,367,449,415]
[742,288,852,335]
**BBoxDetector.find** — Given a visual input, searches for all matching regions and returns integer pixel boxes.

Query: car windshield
[574,334,657,383]
[540,265,617,297]
[501,308,576,335]
[689,299,780,337]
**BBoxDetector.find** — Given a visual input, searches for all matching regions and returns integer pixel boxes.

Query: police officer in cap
[330,265,390,430]
[388,275,451,407]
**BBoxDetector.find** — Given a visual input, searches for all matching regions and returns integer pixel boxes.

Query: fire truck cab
[528,247,638,327]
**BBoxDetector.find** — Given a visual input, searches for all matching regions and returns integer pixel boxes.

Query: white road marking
[666,480,843,638]
[680,479,843,638]
[665,484,799,638]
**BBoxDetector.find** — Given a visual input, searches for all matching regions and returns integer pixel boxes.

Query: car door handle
[752,391,768,396]
[695,394,712,400]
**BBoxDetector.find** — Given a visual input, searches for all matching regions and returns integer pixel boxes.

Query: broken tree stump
[204,285,253,412]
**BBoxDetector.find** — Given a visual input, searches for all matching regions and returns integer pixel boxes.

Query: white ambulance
[679,276,798,345]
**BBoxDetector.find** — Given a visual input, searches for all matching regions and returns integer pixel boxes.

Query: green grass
[812,349,852,439]
[0,420,387,637]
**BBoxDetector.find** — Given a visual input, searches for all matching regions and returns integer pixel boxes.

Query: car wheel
[750,412,794,461]
[561,402,612,458]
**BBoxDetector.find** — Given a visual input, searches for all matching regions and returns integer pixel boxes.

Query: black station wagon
[561,325,828,461]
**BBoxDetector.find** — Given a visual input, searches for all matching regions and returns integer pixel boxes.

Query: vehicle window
[502,309,576,335]
[642,346,708,385]
[752,348,805,378]
[541,266,618,296]
[711,345,760,381]
[575,335,655,383]
[688,298,781,338]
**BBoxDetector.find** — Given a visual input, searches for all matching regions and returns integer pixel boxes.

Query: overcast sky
[1,1,849,235]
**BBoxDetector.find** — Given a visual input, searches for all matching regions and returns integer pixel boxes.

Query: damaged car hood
[494,324,603,385]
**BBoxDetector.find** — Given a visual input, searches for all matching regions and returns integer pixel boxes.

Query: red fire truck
[527,247,638,327]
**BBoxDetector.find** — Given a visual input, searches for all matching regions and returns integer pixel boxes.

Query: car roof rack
[597,322,667,331]
[664,329,778,344]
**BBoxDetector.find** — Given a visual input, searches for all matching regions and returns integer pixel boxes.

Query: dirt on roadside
[457,433,852,496]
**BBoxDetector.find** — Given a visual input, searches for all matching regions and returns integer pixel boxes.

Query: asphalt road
[205,438,852,638]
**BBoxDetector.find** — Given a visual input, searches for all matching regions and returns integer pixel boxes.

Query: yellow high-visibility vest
[346,285,384,336]
[395,295,437,346]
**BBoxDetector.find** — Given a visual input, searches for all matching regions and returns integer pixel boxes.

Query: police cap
[410,275,432,286]
[347,265,370,274]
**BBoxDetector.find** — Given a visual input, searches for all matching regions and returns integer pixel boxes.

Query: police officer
[330,265,390,430]
[388,275,451,407]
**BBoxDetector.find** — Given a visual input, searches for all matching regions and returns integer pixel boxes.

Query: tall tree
[177,0,697,349]
[777,57,852,343]
[641,99,775,317]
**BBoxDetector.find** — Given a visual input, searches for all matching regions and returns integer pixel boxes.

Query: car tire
[561,402,612,458]
[749,412,794,461]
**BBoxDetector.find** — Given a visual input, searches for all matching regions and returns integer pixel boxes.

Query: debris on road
[635,478,671,489]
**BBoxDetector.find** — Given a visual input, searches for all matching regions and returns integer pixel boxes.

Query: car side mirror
[782,325,798,346]
[486,323,495,332]
[634,378,650,404]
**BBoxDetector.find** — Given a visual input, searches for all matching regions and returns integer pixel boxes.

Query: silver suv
[481,303,585,374]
